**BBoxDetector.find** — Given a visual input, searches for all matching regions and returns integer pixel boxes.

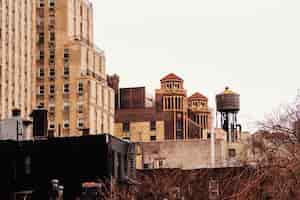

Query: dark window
[159,160,164,168]
[123,137,130,140]
[63,84,70,93]
[63,121,70,129]
[150,120,156,131]
[150,136,156,141]
[39,51,44,60]
[49,122,55,129]
[64,48,69,58]
[49,0,55,8]
[49,68,55,77]
[209,180,220,199]
[176,120,183,129]
[49,32,55,41]
[78,81,84,94]
[49,85,55,94]
[123,121,130,132]
[38,33,44,43]
[143,163,151,169]
[228,149,236,158]
[39,86,45,95]
[64,67,69,77]
[39,68,45,77]
[39,102,45,107]
[176,131,184,140]
[207,132,211,139]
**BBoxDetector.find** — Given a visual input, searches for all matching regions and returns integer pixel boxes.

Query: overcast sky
[91,0,300,131]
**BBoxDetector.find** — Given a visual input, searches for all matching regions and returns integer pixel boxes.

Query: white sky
[91,0,300,131]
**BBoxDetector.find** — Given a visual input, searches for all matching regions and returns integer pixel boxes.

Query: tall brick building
[0,0,115,137]
[111,73,212,142]
[35,0,115,137]
[0,0,36,120]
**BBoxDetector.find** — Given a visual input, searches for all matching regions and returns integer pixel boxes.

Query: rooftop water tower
[216,87,241,142]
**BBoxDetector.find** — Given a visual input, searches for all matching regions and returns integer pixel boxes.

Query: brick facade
[111,73,212,142]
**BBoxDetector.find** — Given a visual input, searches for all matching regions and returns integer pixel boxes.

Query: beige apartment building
[0,0,36,120]
[1,0,114,137]
[35,0,114,137]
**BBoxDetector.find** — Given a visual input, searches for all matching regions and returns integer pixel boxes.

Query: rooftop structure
[216,87,241,143]
[112,73,212,142]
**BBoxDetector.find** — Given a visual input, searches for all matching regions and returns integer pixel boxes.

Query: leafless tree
[242,95,300,199]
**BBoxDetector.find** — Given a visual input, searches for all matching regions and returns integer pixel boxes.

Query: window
[64,49,69,63]
[209,180,220,200]
[123,121,130,132]
[123,137,130,140]
[38,33,44,43]
[63,120,70,129]
[39,51,44,60]
[150,135,156,141]
[143,163,151,169]
[49,58,55,65]
[49,16,55,26]
[77,103,83,113]
[49,41,55,49]
[39,102,45,108]
[207,132,211,139]
[77,118,84,129]
[77,81,84,94]
[136,145,142,155]
[49,68,55,78]
[49,49,55,60]
[38,68,44,78]
[150,120,156,131]
[49,0,55,7]
[49,96,55,103]
[49,85,55,94]
[49,32,55,41]
[63,84,70,93]
[228,149,236,158]
[64,66,69,77]
[64,48,69,58]
[39,85,45,95]
[39,0,44,7]
[63,102,70,111]
[159,160,164,168]
[49,122,55,130]
[49,104,55,113]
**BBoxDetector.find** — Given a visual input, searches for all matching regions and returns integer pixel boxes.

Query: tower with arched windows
[155,73,189,140]
[188,92,211,139]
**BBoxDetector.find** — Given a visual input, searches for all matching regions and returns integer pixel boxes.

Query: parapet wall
[139,139,226,169]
